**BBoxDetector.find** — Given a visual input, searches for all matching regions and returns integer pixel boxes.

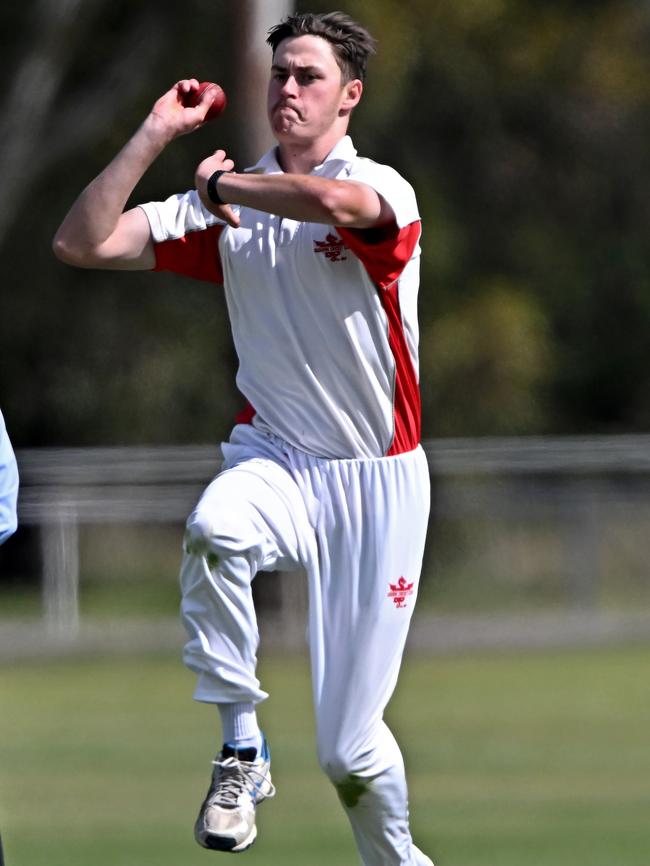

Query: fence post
[41,505,80,636]
[563,482,602,609]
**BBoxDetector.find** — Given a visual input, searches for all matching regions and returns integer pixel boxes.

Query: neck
[276,132,347,174]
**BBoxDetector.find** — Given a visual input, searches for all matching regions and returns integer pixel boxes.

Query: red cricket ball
[184,82,227,120]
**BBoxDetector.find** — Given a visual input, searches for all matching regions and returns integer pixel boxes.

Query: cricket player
[0,409,18,545]
[53,11,432,865]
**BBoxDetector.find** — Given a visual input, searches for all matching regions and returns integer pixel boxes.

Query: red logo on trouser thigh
[388,577,414,609]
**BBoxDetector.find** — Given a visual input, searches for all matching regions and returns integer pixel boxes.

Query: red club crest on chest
[314,232,348,262]
[387,577,415,609]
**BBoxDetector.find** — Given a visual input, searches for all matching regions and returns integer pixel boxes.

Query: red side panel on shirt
[337,221,422,456]
[153,224,225,283]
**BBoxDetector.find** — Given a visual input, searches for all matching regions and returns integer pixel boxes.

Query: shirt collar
[246,135,357,176]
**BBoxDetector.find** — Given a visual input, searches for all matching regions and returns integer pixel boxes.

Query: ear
[340,79,363,114]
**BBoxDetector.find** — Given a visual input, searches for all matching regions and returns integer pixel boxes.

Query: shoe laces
[208,755,276,808]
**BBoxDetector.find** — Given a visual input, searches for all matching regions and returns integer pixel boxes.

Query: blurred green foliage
[1,0,649,445]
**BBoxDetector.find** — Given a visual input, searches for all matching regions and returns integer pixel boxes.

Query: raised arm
[53,80,231,270]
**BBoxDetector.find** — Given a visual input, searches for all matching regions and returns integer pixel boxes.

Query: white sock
[218,702,262,752]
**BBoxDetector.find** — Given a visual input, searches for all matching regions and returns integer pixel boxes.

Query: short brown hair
[267,11,377,82]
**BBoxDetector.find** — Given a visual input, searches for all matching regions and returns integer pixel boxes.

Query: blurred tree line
[1,0,649,447]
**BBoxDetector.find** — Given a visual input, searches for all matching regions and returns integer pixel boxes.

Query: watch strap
[207,169,233,205]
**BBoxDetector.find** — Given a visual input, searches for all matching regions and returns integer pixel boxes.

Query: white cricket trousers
[180,424,431,866]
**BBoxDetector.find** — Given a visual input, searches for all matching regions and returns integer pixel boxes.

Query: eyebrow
[271,63,325,74]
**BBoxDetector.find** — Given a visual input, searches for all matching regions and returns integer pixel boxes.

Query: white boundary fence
[16,445,222,635]
[10,434,650,646]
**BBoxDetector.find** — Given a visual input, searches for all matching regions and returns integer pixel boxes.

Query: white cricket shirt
[140,136,422,460]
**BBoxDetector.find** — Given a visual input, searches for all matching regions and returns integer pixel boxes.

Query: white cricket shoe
[194,737,275,852]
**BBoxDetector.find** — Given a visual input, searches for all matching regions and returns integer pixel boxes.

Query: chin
[275,125,308,144]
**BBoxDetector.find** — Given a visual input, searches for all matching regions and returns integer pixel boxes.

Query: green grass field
[1,645,649,866]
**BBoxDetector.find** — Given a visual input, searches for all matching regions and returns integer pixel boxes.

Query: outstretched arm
[195,152,396,229]
[53,80,232,270]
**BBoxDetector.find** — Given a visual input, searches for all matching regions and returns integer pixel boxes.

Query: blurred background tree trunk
[232,0,294,166]
[0,0,165,249]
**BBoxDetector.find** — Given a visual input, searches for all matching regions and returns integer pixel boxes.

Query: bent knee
[318,748,372,807]
[184,502,266,564]
[184,508,240,556]
[317,743,362,784]
[184,512,213,558]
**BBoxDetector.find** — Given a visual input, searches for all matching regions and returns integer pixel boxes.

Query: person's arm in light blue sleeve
[0,410,19,544]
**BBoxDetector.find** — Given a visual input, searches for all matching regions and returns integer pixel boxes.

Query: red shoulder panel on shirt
[337,220,421,289]
[153,224,225,284]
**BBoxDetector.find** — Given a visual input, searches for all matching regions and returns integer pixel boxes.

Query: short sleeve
[139,190,226,284]
[346,161,420,229]
[336,161,421,289]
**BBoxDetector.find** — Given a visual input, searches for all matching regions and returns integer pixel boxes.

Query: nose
[280,74,298,97]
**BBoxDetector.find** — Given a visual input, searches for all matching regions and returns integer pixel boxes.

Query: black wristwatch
[207,169,233,205]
